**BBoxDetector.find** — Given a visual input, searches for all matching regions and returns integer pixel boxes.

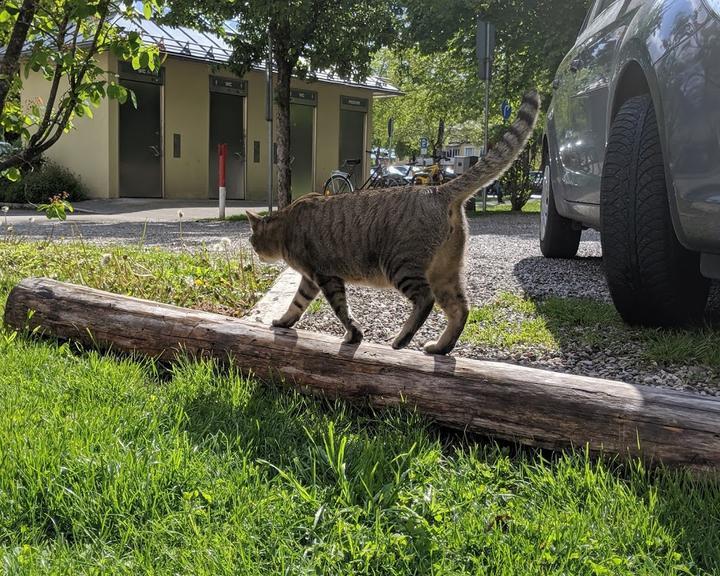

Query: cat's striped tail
[439,91,541,205]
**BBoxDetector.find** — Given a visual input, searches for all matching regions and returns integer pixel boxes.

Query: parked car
[528,170,544,195]
[387,164,414,184]
[541,0,720,327]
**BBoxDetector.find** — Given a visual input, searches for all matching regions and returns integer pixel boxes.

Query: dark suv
[541,0,720,326]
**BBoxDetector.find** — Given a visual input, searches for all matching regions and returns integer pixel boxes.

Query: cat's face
[247,211,283,263]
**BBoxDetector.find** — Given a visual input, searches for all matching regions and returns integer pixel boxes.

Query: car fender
[542,103,579,221]
[608,0,714,250]
[607,46,682,247]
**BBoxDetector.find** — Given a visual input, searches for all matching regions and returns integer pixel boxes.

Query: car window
[594,0,620,19]
[578,4,595,34]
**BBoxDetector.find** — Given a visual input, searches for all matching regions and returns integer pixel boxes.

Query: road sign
[476,20,496,81]
[420,137,428,155]
[501,100,512,121]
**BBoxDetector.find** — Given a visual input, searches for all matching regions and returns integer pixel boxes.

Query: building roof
[115,16,401,96]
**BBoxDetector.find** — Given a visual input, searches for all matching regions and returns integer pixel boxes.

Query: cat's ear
[246,210,261,229]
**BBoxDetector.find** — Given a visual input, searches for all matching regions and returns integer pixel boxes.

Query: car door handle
[569,58,583,73]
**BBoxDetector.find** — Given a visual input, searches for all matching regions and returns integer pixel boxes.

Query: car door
[553,0,627,205]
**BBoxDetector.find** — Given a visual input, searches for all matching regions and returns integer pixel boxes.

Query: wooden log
[5,277,720,467]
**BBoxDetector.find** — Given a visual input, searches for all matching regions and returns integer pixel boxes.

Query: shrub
[0,160,87,204]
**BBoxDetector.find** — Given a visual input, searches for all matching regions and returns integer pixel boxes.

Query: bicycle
[322,148,406,195]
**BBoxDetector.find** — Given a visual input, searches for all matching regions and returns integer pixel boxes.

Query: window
[595,0,618,14]
[579,0,618,34]
[464,146,475,156]
[595,0,618,18]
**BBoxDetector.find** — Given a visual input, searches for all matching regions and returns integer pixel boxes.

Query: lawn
[469,198,541,215]
[462,292,720,368]
[0,240,275,319]
[1,241,720,574]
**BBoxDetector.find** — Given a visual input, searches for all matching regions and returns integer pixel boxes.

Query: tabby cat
[247,91,540,355]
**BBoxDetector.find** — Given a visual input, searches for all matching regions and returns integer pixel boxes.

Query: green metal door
[209,77,247,200]
[119,65,164,198]
[339,96,368,189]
[290,91,316,198]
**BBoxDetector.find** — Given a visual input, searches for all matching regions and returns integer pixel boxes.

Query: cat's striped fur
[247,91,540,354]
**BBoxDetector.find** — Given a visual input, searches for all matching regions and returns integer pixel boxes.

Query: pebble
[9,213,719,393]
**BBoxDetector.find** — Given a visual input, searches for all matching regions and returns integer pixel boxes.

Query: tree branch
[0,0,39,115]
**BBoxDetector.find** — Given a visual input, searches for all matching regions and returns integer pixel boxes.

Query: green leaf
[143,2,152,19]
[139,51,149,70]
[4,167,21,182]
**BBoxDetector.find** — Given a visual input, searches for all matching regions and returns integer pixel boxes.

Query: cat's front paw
[272,318,296,329]
[423,341,450,355]
[343,327,363,345]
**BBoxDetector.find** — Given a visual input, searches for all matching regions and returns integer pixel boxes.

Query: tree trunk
[0,0,38,120]
[274,57,293,209]
[6,277,720,469]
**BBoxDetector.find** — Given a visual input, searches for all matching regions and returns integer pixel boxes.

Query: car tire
[600,94,709,326]
[539,160,581,258]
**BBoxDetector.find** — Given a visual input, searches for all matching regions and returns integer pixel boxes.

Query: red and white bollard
[218,143,227,220]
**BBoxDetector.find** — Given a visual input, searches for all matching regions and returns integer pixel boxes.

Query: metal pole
[218,143,227,220]
[482,21,491,213]
[266,31,273,214]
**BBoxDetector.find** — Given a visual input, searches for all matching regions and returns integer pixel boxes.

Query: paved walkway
[3,198,274,224]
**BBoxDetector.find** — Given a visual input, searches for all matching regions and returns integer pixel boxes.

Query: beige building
[21,18,398,201]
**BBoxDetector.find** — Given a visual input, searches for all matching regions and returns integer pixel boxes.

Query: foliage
[0,0,162,178]
[36,191,74,220]
[0,159,87,204]
[400,0,592,101]
[164,0,398,208]
[462,291,720,368]
[500,129,542,211]
[0,241,274,318]
[374,0,591,162]
[0,341,718,573]
[373,47,485,157]
[472,198,540,214]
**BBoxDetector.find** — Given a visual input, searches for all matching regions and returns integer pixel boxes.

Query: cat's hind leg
[316,275,363,344]
[391,272,435,350]
[425,274,469,355]
[272,275,320,328]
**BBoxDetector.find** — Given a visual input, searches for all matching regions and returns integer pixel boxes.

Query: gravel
[4,218,253,249]
[295,213,720,393]
[6,213,719,392]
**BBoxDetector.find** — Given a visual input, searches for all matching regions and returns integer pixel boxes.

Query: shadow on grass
[177,362,720,574]
[483,256,720,368]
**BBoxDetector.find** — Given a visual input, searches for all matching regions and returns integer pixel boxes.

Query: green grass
[1,335,719,574]
[2,242,719,573]
[468,198,541,216]
[307,298,325,314]
[0,241,275,318]
[463,292,720,367]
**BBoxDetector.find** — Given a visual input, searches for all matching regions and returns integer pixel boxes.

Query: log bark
[5,277,720,467]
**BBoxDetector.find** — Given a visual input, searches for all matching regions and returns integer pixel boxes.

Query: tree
[0,0,162,180]
[400,0,592,102]
[165,0,398,208]
[375,0,591,209]
[372,47,486,159]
